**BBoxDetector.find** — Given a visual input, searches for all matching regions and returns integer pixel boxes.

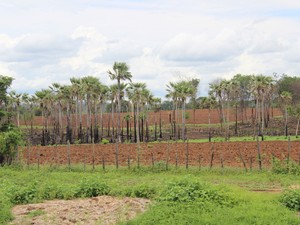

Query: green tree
[108,62,132,168]
[280,91,292,137]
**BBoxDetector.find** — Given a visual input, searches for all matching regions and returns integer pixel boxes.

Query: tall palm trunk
[182,100,186,141]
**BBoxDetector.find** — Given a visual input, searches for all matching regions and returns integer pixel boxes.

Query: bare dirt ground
[10,196,151,225]
[24,141,300,169]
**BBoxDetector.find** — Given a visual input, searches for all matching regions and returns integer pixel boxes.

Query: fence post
[175,141,178,169]
[37,145,40,171]
[256,136,262,170]
[185,139,189,169]
[198,154,201,170]
[27,139,30,169]
[128,155,131,169]
[166,141,170,170]
[210,142,215,169]
[287,135,291,164]
[151,152,155,167]
[102,155,105,170]
[83,143,86,172]
[67,140,71,171]
[238,145,247,172]
[92,140,95,171]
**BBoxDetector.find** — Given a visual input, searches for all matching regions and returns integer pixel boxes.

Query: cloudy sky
[1,0,300,98]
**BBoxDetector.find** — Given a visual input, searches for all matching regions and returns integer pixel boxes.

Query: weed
[74,178,110,198]
[280,189,300,211]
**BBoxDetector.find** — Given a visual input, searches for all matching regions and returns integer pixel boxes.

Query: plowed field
[23,140,299,169]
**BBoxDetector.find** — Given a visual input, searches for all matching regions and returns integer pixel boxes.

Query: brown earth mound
[10,196,151,225]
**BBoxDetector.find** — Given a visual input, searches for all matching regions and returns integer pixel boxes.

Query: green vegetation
[1,166,300,224]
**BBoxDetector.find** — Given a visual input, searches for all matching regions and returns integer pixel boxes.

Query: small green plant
[27,209,45,218]
[74,179,110,198]
[132,184,156,198]
[280,189,300,211]
[101,138,109,145]
[10,185,37,204]
[159,178,238,207]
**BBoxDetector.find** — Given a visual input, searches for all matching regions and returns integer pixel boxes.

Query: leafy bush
[122,184,156,198]
[272,157,300,175]
[159,178,238,207]
[101,138,109,144]
[0,128,24,165]
[132,184,156,198]
[280,189,300,211]
[10,184,37,204]
[74,179,110,198]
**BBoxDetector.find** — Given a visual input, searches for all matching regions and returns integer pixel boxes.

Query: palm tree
[108,62,132,168]
[173,80,194,141]
[127,82,147,168]
[190,78,200,126]
[82,76,100,143]
[152,97,162,141]
[35,89,52,145]
[201,95,217,141]
[280,91,292,137]
[70,77,83,141]
[250,75,273,138]
[166,82,179,140]
[291,105,300,137]
[8,91,22,127]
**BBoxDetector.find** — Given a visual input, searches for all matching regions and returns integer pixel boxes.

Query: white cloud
[0,1,300,97]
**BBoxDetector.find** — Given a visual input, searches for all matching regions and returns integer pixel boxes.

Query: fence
[22,140,300,170]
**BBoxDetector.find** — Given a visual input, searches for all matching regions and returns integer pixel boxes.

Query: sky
[1,0,300,98]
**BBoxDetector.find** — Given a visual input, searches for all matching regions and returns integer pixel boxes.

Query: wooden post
[220,152,224,169]
[238,143,247,172]
[92,140,95,171]
[287,135,291,164]
[250,154,253,171]
[128,155,131,169]
[37,145,41,171]
[210,142,214,169]
[55,143,59,168]
[27,140,30,169]
[83,143,86,172]
[175,141,178,169]
[102,155,105,170]
[198,155,201,170]
[185,139,189,169]
[151,152,155,167]
[166,141,170,170]
[256,136,262,170]
[67,140,71,171]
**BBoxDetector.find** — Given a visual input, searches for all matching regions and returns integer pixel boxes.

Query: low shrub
[132,184,156,198]
[272,157,300,175]
[159,178,238,207]
[280,189,300,211]
[74,179,110,198]
[10,184,37,204]
[101,138,109,144]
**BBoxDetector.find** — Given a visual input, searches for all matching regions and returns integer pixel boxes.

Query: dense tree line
[4,63,300,147]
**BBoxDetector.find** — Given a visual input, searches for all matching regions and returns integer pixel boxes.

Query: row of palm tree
[6,62,171,145]
[6,67,300,144]
[203,74,300,139]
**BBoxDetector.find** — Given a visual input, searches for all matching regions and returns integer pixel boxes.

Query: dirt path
[10,196,151,225]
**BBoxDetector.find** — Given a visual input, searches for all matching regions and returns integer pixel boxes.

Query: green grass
[1,165,300,224]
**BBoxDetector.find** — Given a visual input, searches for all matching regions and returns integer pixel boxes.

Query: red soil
[22,140,299,169]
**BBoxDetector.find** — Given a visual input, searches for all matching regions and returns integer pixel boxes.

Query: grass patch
[1,165,300,224]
